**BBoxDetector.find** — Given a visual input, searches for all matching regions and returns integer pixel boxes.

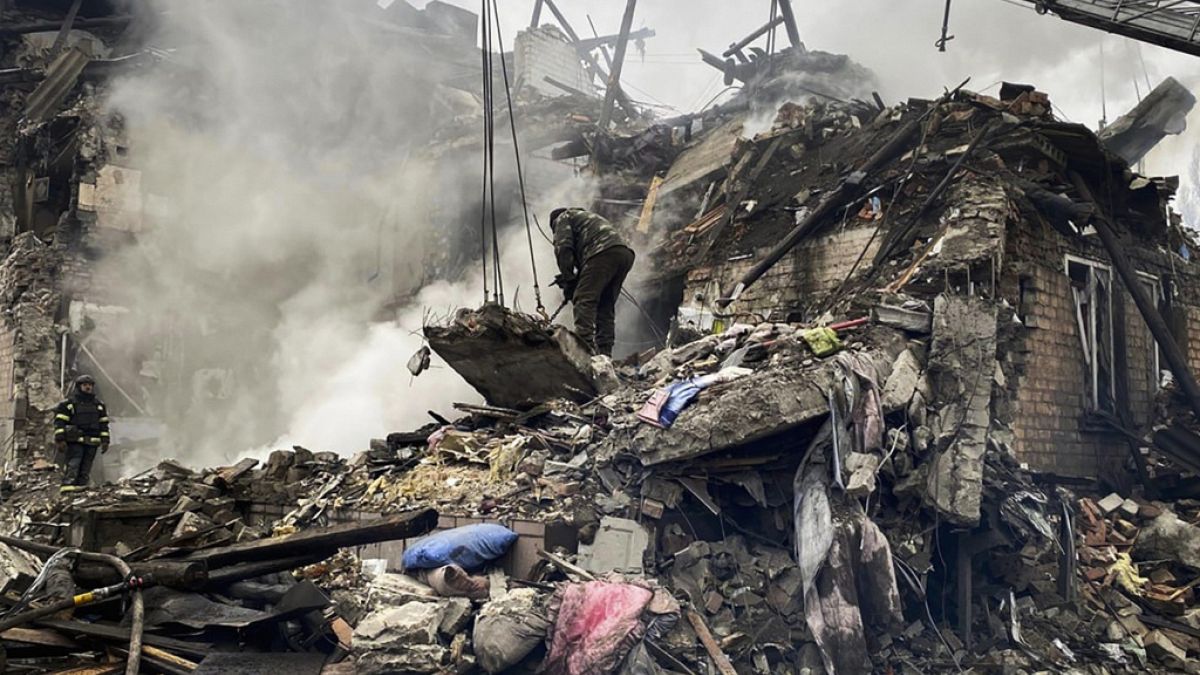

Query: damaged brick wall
[0,233,64,464]
[1004,213,1200,478]
[684,222,881,322]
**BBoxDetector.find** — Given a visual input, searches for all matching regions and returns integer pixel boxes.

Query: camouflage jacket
[552,208,629,280]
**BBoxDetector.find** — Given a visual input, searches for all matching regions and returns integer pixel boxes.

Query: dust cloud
[100,0,573,466]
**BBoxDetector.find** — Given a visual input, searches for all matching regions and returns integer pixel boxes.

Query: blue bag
[658,380,702,428]
[402,523,518,572]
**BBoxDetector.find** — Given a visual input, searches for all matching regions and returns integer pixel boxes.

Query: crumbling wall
[0,233,64,465]
[514,26,590,99]
[1002,213,1194,477]
[682,223,881,323]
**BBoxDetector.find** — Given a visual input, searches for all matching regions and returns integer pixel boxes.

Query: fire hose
[0,536,146,675]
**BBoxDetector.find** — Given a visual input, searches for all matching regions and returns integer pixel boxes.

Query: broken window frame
[1065,255,1116,414]
[1136,271,1163,394]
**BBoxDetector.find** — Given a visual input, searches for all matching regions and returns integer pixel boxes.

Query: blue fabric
[402,524,518,572]
[658,380,703,429]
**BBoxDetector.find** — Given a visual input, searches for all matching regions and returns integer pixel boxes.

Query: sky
[425,0,1200,178]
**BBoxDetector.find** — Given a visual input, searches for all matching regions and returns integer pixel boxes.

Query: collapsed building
[4,0,1200,674]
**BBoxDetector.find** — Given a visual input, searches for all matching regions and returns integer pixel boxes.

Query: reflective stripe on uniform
[99,432,110,437]
[99,417,109,423]
[54,428,64,435]
[55,414,70,421]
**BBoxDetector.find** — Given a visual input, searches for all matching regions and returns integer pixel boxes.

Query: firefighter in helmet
[53,374,110,492]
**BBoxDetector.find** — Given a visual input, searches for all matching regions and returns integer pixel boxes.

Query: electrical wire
[1099,38,1109,128]
[491,0,544,314]
[477,0,490,304]
[486,5,503,304]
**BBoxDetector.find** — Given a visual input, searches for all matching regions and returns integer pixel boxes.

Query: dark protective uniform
[53,389,110,486]
[553,208,635,356]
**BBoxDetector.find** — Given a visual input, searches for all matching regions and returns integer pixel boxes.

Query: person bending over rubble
[550,207,636,357]
[53,374,110,492]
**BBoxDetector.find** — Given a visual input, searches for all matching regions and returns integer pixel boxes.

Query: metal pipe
[0,537,145,675]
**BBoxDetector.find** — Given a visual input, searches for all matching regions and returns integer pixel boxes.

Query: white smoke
[97,0,583,465]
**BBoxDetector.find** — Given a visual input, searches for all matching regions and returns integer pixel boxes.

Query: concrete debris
[1134,510,1200,570]
[924,295,997,526]
[473,588,551,673]
[425,305,599,408]
[1098,76,1197,165]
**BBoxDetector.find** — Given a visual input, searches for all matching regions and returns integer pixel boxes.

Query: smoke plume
[99,0,574,466]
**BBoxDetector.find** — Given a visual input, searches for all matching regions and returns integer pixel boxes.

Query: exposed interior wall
[514,26,592,99]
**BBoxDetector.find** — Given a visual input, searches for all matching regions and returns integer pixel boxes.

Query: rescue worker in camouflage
[550,207,636,357]
[53,374,110,492]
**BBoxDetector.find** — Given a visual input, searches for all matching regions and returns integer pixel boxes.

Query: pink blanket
[543,581,653,675]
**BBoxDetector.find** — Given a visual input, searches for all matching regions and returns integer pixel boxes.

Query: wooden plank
[35,619,213,660]
[213,458,258,487]
[597,0,638,130]
[181,508,438,568]
[1,626,80,649]
[47,664,123,675]
[685,609,737,675]
[143,645,199,671]
[636,175,664,234]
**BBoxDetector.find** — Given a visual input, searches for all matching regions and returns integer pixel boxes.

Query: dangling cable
[491,0,545,316]
[1099,38,1108,129]
[477,0,490,304]
[484,1,505,306]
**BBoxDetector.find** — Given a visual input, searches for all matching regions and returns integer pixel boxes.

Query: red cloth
[543,581,653,675]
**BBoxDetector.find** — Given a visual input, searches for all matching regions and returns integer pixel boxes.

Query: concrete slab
[924,294,998,526]
[577,517,650,575]
[425,305,598,408]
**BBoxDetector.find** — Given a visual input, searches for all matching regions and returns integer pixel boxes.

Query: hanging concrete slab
[425,305,598,409]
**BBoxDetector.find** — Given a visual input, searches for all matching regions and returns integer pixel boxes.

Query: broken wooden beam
[597,0,637,130]
[74,559,207,590]
[540,0,637,120]
[775,0,803,50]
[0,627,81,650]
[180,508,438,568]
[212,457,258,488]
[723,16,785,58]
[203,553,331,587]
[685,609,738,675]
[574,27,655,55]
